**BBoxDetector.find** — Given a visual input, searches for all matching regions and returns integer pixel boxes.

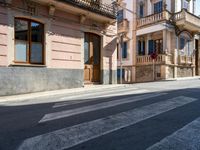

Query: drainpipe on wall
[174,36,178,78]
[120,34,124,84]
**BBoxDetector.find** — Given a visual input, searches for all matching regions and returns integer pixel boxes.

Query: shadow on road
[0,87,200,150]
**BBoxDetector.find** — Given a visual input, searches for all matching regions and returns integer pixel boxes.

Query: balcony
[174,9,200,33]
[118,19,129,34]
[178,55,194,65]
[136,54,166,65]
[59,0,116,19]
[136,54,174,65]
[137,10,171,28]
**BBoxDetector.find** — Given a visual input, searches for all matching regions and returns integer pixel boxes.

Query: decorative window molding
[22,0,38,15]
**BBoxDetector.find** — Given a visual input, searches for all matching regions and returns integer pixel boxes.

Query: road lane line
[39,92,166,123]
[146,117,200,150]
[55,89,149,108]
[18,96,197,150]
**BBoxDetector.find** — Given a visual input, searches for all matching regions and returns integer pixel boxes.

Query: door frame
[84,32,102,84]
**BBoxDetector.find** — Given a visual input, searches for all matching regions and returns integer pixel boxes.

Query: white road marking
[55,89,149,108]
[146,117,200,150]
[18,96,197,150]
[39,92,166,123]
[59,87,141,100]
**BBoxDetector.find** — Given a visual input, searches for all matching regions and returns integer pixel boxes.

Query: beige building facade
[0,0,117,96]
[118,0,200,83]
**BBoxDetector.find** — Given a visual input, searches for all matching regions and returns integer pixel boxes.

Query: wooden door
[84,33,101,83]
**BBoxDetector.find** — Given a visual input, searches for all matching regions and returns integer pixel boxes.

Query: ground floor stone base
[0,67,118,96]
[177,67,193,77]
[135,65,195,83]
[136,65,162,82]
[0,67,83,96]
[101,69,117,84]
[117,66,133,84]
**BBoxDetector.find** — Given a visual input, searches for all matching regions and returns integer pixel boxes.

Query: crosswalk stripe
[18,96,197,150]
[59,87,140,100]
[146,117,200,150]
[39,92,166,123]
[55,89,149,108]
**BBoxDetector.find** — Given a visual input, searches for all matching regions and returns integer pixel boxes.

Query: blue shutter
[117,69,120,78]
[142,41,145,55]
[154,1,163,13]
[117,10,123,23]
[160,1,163,12]
[138,40,141,55]
[188,40,191,56]
[122,69,125,79]
[117,69,125,79]
[149,40,154,54]
[158,1,162,13]
[125,42,128,58]
[140,4,144,17]
[154,3,157,13]
[180,37,185,50]
[122,42,127,58]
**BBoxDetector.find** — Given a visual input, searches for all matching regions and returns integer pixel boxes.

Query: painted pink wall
[50,10,82,69]
[0,0,117,71]
[0,6,8,66]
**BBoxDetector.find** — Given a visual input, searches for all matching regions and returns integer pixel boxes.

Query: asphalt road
[0,79,200,150]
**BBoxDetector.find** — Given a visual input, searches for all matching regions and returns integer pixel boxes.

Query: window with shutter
[148,40,154,54]
[138,40,141,55]
[180,37,185,50]
[122,42,128,58]
[117,69,125,79]
[154,1,163,13]
[142,41,145,55]
[179,35,192,56]
[138,40,145,55]
[117,9,124,23]
[140,4,144,17]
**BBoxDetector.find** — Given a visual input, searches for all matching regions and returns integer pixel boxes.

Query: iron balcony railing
[59,0,117,19]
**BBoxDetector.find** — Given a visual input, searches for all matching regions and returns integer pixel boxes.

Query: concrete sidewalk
[0,76,199,103]
[0,84,130,103]
[165,76,200,81]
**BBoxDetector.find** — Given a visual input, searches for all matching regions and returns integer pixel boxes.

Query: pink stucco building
[0,0,117,96]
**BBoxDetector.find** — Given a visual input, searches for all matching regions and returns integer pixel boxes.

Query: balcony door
[84,33,101,83]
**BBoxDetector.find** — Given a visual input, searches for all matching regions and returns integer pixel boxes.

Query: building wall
[118,0,134,67]
[136,65,162,82]
[117,0,135,83]
[166,66,174,78]
[49,10,83,69]
[177,67,193,77]
[0,6,8,66]
[103,0,113,5]
[0,0,117,96]
[174,0,196,13]
[134,0,200,82]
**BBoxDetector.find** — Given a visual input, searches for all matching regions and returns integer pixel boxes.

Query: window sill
[9,63,47,68]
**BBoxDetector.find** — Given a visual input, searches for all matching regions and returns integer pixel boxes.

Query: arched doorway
[84,33,101,83]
